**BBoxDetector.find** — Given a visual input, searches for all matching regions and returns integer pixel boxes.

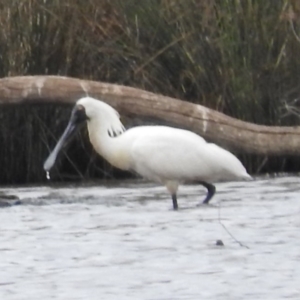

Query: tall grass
[1,0,300,183]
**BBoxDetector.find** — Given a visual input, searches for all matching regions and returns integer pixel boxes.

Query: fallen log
[0,75,299,156]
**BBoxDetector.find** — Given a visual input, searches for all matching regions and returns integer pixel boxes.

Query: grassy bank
[1,0,300,184]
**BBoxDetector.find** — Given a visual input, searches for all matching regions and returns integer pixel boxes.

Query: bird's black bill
[43,105,87,173]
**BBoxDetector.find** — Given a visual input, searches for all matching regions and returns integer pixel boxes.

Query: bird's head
[43,97,124,173]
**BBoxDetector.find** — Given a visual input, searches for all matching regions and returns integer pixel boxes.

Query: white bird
[44,97,251,210]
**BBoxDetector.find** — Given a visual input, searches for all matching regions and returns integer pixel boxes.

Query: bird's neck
[87,120,130,170]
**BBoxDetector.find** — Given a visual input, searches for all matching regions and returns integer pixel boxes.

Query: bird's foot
[196,202,217,208]
[196,201,209,207]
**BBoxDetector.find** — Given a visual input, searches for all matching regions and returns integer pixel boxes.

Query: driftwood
[0,75,299,156]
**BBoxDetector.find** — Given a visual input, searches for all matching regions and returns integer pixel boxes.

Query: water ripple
[0,176,299,299]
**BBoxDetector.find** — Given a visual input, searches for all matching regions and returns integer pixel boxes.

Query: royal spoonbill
[44,97,251,210]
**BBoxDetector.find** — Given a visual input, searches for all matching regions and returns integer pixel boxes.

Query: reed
[0,0,299,183]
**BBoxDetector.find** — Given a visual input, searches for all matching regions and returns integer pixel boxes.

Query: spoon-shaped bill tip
[43,150,58,172]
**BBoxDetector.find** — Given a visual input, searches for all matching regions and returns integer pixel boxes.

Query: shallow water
[0,176,299,299]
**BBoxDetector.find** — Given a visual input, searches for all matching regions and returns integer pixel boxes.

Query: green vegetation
[1,0,300,184]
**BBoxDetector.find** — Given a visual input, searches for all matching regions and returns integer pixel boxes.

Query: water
[0,176,299,299]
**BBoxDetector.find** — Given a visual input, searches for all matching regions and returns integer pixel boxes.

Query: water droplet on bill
[46,171,50,180]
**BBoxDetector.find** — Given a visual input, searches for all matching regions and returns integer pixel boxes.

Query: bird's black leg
[172,194,178,210]
[198,181,216,204]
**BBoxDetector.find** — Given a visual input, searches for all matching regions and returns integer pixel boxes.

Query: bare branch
[1,75,300,155]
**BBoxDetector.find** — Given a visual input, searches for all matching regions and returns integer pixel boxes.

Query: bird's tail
[242,173,253,181]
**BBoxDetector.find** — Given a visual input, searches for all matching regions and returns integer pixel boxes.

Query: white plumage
[44,97,251,209]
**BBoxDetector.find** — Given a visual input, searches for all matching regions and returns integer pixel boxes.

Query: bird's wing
[130,130,249,183]
[130,133,214,182]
